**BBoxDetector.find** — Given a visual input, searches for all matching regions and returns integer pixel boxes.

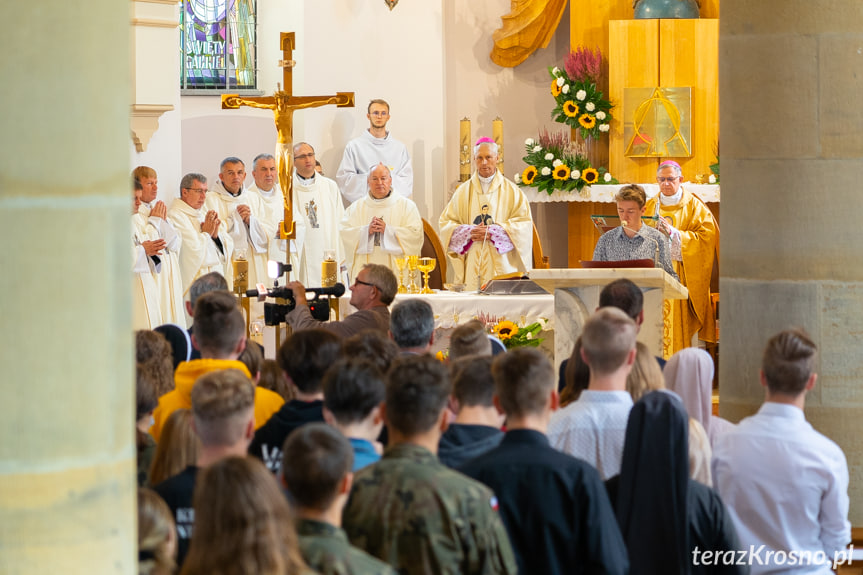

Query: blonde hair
[133,166,157,181]
[179,457,308,575]
[688,418,713,487]
[138,487,176,575]
[626,342,665,401]
[148,409,200,486]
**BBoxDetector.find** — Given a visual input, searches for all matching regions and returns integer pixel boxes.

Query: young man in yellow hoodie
[150,290,283,441]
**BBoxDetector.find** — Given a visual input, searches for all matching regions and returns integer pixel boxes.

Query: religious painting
[623,87,692,158]
[180,0,257,90]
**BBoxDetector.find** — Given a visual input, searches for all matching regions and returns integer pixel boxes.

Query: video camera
[246,283,346,326]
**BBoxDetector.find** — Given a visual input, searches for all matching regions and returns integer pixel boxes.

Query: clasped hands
[369,216,386,235]
[200,210,221,237]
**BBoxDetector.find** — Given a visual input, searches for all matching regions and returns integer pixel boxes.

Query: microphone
[621,222,660,268]
[247,282,346,300]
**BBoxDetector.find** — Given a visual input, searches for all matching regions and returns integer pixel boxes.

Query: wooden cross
[222,32,354,276]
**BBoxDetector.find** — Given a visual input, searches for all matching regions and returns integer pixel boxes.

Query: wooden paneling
[567,202,616,267]
[660,19,719,179]
[609,19,662,184]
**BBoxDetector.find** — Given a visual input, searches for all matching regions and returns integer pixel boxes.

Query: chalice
[407,255,420,294]
[418,257,437,294]
[394,256,407,294]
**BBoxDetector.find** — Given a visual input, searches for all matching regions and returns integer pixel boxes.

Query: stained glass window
[180,0,256,90]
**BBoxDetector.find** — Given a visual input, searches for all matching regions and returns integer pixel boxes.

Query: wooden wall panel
[609,19,661,184]
[660,19,719,179]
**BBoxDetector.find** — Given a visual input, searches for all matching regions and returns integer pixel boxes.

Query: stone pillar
[0,2,135,572]
[720,1,863,523]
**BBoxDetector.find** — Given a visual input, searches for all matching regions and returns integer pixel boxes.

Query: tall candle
[459,117,471,182]
[493,117,504,176]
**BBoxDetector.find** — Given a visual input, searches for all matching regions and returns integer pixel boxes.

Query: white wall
[143,0,570,264]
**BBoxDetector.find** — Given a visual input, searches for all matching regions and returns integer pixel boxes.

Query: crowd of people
[133,99,535,333]
[135,271,850,575]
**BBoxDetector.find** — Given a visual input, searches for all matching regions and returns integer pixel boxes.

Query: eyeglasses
[353,278,378,289]
[294,153,315,161]
[657,177,679,183]
[183,187,207,194]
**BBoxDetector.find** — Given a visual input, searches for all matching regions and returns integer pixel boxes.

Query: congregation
[135,268,850,575]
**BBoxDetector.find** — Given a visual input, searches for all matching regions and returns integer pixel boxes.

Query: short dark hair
[277,329,342,394]
[581,307,637,375]
[599,279,644,321]
[341,330,400,373]
[220,156,244,170]
[179,173,206,192]
[323,359,386,425]
[238,342,263,379]
[493,348,554,418]
[614,184,647,209]
[282,423,353,511]
[561,337,590,407]
[448,320,492,360]
[762,328,817,396]
[449,355,495,408]
[385,355,451,436]
[390,299,434,349]
[367,99,390,113]
[193,291,244,357]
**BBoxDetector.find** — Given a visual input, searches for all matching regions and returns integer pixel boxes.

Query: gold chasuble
[440,171,533,290]
[646,187,717,356]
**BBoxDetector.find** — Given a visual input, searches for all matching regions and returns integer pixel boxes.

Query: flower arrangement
[549,47,613,140]
[491,319,545,350]
[516,129,617,194]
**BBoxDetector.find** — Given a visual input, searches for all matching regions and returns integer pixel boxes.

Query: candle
[459,117,471,182]
[493,116,504,175]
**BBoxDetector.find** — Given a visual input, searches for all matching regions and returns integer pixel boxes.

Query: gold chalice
[394,256,407,294]
[407,255,420,294]
[417,257,437,294]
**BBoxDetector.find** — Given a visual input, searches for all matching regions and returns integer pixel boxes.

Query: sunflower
[551,79,562,97]
[563,100,579,118]
[578,114,596,129]
[553,164,571,180]
[493,320,519,341]
[581,167,599,184]
[521,165,538,186]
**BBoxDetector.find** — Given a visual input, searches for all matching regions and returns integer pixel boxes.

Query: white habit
[205,181,275,289]
[336,130,413,204]
[291,172,345,286]
[167,198,232,295]
[439,170,533,290]
[248,181,303,286]
[132,214,162,330]
[138,202,186,325]
[340,191,423,281]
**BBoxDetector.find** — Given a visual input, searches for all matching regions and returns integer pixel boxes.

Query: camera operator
[285,263,397,339]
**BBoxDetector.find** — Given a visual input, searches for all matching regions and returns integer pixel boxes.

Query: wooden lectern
[531,268,688,372]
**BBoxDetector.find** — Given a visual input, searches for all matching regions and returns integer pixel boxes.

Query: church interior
[3,0,863,571]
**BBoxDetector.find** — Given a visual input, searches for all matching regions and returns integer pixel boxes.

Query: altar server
[132,179,163,330]
[336,99,413,204]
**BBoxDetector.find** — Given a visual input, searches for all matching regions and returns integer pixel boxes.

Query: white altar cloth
[522,183,720,204]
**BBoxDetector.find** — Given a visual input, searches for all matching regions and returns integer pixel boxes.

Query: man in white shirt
[712,329,850,575]
[247,153,288,281]
[547,307,637,480]
[336,99,412,204]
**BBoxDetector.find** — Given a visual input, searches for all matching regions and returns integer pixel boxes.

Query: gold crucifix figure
[221,32,354,277]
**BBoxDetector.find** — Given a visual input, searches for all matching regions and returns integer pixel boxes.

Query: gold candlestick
[459,117,471,182]
[493,116,504,176]
[394,256,407,294]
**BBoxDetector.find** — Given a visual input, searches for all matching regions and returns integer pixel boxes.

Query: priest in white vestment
[291,142,345,285]
[167,174,233,297]
[340,163,423,281]
[205,157,276,289]
[132,166,185,325]
[336,99,413,204]
[439,138,533,290]
[132,181,162,330]
[247,153,298,286]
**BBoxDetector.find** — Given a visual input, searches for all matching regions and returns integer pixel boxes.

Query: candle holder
[394,256,407,294]
[417,257,437,294]
[407,255,420,294]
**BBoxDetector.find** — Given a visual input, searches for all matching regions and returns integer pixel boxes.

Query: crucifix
[221,31,354,280]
